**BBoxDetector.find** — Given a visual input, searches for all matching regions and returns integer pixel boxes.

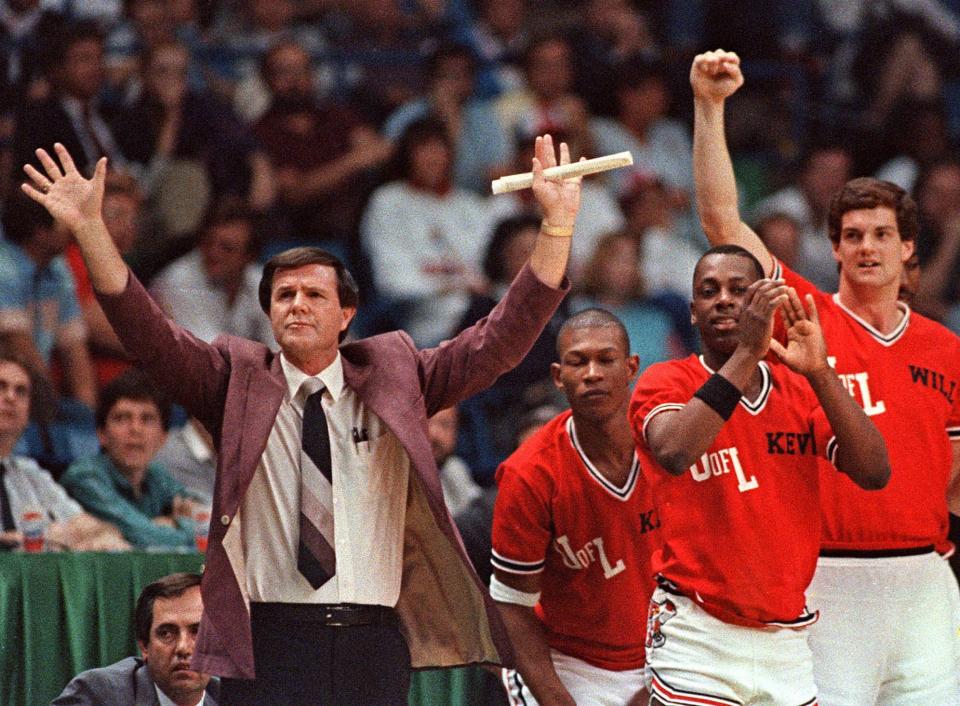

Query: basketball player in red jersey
[691,49,960,704]
[492,308,660,706]
[633,245,888,705]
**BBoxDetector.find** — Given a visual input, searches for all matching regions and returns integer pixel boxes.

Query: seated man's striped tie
[298,382,336,588]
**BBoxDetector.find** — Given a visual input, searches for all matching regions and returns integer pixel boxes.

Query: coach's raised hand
[525,134,583,289]
[22,145,127,295]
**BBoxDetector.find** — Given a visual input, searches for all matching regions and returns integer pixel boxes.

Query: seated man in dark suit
[13,20,127,183]
[53,572,219,705]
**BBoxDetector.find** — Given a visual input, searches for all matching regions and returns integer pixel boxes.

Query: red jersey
[630,355,836,628]
[774,260,960,553]
[491,411,660,671]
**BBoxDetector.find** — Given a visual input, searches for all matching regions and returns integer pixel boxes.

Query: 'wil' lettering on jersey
[908,365,957,404]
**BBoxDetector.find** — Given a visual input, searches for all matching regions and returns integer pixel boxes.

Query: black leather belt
[252,602,398,627]
[819,544,935,559]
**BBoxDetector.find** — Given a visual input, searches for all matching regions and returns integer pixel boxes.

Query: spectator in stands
[847,1,960,134]
[463,0,529,98]
[0,191,96,413]
[384,42,510,195]
[453,216,569,476]
[204,0,325,120]
[428,405,482,516]
[324,0,444,125]
[900,252,922,306]
[494,33,593,165]
[53,572,219,705]
[571,0,660,116]
[618,172,701,301]
[752,144,853,291]
[754,211,802,273]
[61,369,198,549]
[362,117,493,346]
[111,40,275,220]
[103,0,178,101]
[0,353,128,551]
[875,99,954,192]
[490,128,623,283]
[154,416,215,507]
[64,173,140,387]
[590,57,694,213]
[14,21,128,179]
[573,232,690,370]
[150,201,274,346]
[254,39,390,252]
[912,158,960,326]
[0,0,64,168]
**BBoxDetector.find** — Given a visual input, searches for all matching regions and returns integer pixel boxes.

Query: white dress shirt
[242,353,410,605]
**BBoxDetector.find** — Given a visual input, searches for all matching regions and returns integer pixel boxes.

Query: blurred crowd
[3,0,960,554]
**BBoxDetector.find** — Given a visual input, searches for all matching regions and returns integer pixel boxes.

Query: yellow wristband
[540,221,574,238]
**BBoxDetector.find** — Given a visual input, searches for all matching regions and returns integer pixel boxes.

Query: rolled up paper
[491,151,634,195]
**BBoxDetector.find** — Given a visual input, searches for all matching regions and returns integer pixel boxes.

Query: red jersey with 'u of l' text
[491,411,661,671]
[630,355,836,628]
[773,260,960,553]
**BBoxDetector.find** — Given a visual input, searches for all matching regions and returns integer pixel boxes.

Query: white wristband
[489,573,541,607]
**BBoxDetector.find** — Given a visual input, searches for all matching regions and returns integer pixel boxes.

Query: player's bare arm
[646,279,788,474]
[770,289,890,490]
[691,50,775,275]
[492,569,576,706]
[948,440,960,515]
[21,145,127,295]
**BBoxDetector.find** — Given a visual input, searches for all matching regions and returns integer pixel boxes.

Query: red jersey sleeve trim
[642,403,685,443]
[491,549,545,575]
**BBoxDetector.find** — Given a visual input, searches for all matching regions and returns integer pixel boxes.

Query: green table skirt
[0,552,497,705]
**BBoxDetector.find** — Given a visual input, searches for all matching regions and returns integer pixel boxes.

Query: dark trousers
[221,602,411,706]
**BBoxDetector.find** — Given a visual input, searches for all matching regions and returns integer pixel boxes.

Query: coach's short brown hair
[258,247,359,343]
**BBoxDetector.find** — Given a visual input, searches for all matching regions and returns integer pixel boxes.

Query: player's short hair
[557,308,630,358]
[96,369,172,431]
[694,244,765,283]
[135,572,202,645]
[827,177,918,244]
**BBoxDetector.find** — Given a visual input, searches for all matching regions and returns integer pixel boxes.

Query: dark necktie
[297,385,337,589]
[81,104,109,162]
[0,462,16,532]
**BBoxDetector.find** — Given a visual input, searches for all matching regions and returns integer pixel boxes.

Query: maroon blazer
[98,263,568,679]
